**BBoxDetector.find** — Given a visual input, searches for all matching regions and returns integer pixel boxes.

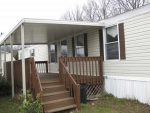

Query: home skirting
[104,76,150,105]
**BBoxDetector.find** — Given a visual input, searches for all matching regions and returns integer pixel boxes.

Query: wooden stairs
[40,74,77,113]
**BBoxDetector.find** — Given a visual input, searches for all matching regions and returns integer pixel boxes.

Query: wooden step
[42,91,70,102]
[43,85,66,93]
[43,97,75,111]
[45,104,77,113]
[41,81,62,87]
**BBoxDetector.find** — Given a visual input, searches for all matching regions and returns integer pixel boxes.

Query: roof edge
[0,19,25,45]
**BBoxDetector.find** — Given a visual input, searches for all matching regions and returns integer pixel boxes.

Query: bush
[18,90,43,113]
[103,93,115,98]
[0,76,11,96]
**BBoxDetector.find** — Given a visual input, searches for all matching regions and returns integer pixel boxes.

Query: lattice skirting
[86,83,104,99]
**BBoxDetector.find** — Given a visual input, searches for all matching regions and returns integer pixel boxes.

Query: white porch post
[4,41,7,80]
[10,35,15,97]
[21,24,26,97]
[0,45,2,76]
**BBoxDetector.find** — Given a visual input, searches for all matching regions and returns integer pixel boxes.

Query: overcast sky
[0,0,87,42]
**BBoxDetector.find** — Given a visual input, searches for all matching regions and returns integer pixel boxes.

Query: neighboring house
[0,51,15,75]
[18,45,48,61]
[2,4,150,112]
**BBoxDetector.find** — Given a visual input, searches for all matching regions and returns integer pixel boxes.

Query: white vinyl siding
[103,11,150,78]
[87,29,100,56]
[18,45,48,61]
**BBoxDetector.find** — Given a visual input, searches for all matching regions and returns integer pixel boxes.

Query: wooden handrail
[59,56,103,85]
[59,58,81,110]
[29,58,44,112]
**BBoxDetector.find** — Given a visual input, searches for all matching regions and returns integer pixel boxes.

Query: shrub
[18,90,43,113]
[0,76,11,96]
[103,93,115,98]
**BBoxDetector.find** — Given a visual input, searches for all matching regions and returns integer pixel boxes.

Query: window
[105,25,119,60]
[30,49,35,57]
[50,43,57,63]
[75,34,84,56]
[61,40,67,57]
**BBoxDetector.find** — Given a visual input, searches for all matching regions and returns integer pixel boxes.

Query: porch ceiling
[2,19,104,45]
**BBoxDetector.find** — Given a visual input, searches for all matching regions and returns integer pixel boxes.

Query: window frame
[60,38,68,57]
[103,23,120,61]
[50,43,57,63]
[74,33,85,57]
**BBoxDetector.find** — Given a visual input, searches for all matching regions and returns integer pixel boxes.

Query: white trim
[102,28,106,61]
[104,75,150,82]
[117,23,121,61]
[24,18,104,26]
[21,24,26,97]
[4,41,7,79]
[0,46,1,71]
[104,24,120,61]
[10,34,15,97]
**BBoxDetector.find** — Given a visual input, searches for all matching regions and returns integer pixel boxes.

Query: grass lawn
[61,94,150,113]
[0,94,150,113]
[0,96,20,113]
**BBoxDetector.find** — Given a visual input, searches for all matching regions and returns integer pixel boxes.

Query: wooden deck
[6,57,104,113]
[39,73,59,83]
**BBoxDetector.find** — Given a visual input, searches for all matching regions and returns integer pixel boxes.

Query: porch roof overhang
[1,18,105,45]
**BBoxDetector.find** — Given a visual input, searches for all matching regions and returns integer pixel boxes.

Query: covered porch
[1,19,104,112]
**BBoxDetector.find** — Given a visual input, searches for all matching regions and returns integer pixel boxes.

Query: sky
[0,0,87,42]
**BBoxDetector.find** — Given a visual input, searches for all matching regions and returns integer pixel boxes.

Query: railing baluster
[98,57,101,83]
[35,61,49,74]
[100,57,103,83]
[72,58,74,79]
[89,57,91,84]
[95,57,98,84]
[82,57,85,84]
[79,57,81,84]
[92,57,94,84]
[76,58,78,83]
[86,57,88,84]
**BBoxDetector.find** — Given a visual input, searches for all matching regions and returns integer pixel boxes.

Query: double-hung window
[75,34,84,57]
[50,43,57,63]
[105,25,119,60]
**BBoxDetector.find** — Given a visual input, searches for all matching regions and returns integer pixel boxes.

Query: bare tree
[114,0,150,12]
[82,0,111,22]
[96,0,111,20]
[61,0,150,21]
[83,0,99,22]
[61,5,84,21]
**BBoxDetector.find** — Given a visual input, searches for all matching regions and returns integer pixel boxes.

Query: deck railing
[59,56,103,85]
[29,58,44,112]
[35,61,48,73]
[59,58,81,110]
